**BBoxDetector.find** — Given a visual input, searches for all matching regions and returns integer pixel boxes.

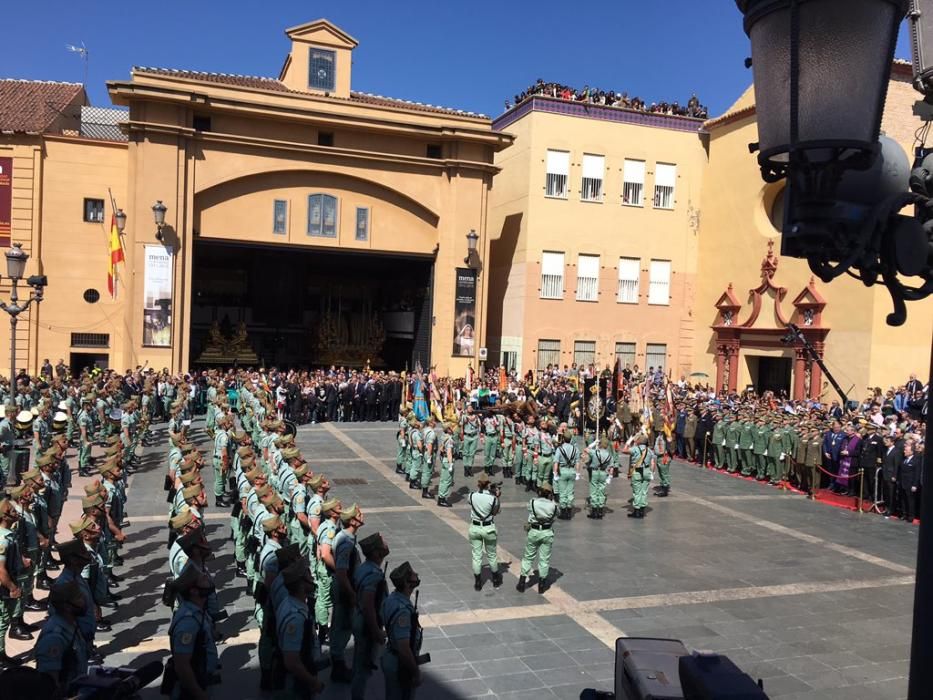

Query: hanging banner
[143,245,174,347]
[452,267,477,357]
[0,157,12,248]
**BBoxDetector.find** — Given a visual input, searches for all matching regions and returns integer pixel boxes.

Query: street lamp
[0,243,46,389]
[736,0,931,327]
[464,229,479,266]
[115,208,127,234]
[735,2,933,697]
[152,200,167,241]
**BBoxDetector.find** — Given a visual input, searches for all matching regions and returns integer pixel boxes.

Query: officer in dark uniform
[382,561,424,700]
[352,532,390,700]
[35,580,89,692]
[275,559,324,697]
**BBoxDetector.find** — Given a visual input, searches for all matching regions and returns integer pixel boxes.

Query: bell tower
[278,19,358,98]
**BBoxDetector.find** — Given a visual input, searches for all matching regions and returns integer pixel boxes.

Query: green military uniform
[481,415,499,474]
[536,429,555,488]
[396,415,409,474]
[0,524,21,659]
[724,418,740,472]
[628,443,655,518]
[331,525,360,669]
[518,489,557,593]
[467,486,499,587]
[738,419,755,476]
[752,421,770,479]
[711,417,725,468]
[512,421,524,483]
[314,518,338,629]
[437,429,455,506]
[420,424,436,490]
[521,423,539,486]
[460,412,480,476]
[0,414,13,483]
[501,416,516,477]
[555,437,579,513]
[407,426,423,485]
[586,441,616,516]
[766,424,784,482]
[212,426,230,501]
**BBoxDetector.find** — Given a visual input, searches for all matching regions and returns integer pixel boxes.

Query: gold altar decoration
[194,321,259,364]
[313,310,385,366]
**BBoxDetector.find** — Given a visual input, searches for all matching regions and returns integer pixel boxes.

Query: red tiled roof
[0,79,85,133]
[131,67,488,119]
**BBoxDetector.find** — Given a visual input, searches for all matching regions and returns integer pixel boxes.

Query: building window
[83,198,105,223]
[545,149,569,198]
[574,340,596,367]
[648,259,671,305]
[318,131,334,147]
[537,339,560,371]
[426,144,442,159]
[308,194,338,237]
[71,332,109,348]
[355,207,369,241]
[273,200,288,235]
[617,257,640,303]
[575,254,599,301]
[540,251,564,299]
[309,48,336,91]
[580,154,604,202]
[615,342,636,370]
[622,159,646,206]
[653,163,677,209]
[83,289,100,304]
[646,343,667,373]
[192,114,211,132]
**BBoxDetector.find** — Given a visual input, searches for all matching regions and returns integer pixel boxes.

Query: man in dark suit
[905,374,923,396]
[881,434,902,517]
[821,421,845,490]
[858,425,884,506]
[365,380,379,421]
[898,441,921,522]
[325,379,338,422]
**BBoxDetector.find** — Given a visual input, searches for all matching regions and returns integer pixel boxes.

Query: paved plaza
[27,420,918,699]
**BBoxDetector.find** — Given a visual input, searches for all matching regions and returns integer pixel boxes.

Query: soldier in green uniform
[752,418,770,480]
[352,532,389,700]
[213,415,231,507]
[33,400,52,457]
[623,434,655,519]
[512,413,525,484]
[780,416,799,485]
[0,403,15,484]
[766,418,784,484]
[481,412,499,475]
[536,420,556,490]
[521,415,539,491]
[11,483,46,632]
[436,423,455,508]
[459,405,480,477]
[516,481,557,594]
[804,427,823,499]
[381,561,424,700]
[314,498,341,645]
[468,475,500,590]
[275,559,325,697]
[406,420,423,488]
[77,396,94,477]
[0,498,26,667]
[584,436,616,519]
[554,428,580,520]
[738,415,755,476]
[395,409,410,475]
[419,418,437,500]
[724,415,740,472]
[501,413,516,478]
[711,413,725,469]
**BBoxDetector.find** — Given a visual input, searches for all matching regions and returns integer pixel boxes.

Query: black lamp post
[465,229,479,266]
[736,2,932,697]
[0,243,47,385]
[152,200,167,241]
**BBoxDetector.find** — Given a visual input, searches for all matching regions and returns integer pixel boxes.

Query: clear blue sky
[2,1,914,118]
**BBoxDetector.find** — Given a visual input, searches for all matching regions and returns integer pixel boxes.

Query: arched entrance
[712,241,829,400]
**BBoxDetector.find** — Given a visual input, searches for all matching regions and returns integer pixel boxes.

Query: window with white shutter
[653,163,676,209]
[545,150,570,198]
[617,257,640,303]
[576,254,600,301]
[581,154,604,202]
[540,251,564,299]
[537,339,561,371]
[646,343,667,372]
[648,259,671,305]
[574,340,596,367]
[622,159,645,206]
[615,342,636,370]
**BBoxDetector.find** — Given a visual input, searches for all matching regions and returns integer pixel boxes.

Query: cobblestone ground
[15,420,916,699]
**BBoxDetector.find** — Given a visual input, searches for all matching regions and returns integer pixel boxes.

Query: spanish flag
[107,214,125,298]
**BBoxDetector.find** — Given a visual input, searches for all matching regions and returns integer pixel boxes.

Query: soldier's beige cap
[292,463,309,479]
[321,497,341,514]
[21,468,41,483]
[36,453,57,467]
[281,447,301,461]
[236,446,253,458]
[179,470,200,486]
[308,473,324,490]
[340,503,361,523]
[170,509,195,531]
[262,515,283,533]
[70,516,96,535]
[255,484,273,498]
[82,493,104,510]
[182,484,202,501]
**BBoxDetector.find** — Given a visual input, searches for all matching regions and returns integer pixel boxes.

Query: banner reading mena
[0,157,12,248]
[143,245,174,347]
[452,267,476,357]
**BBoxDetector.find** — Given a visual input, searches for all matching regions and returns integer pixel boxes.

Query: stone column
[809,342,824,399]
[727,345,739,394]
[793,348,807,401]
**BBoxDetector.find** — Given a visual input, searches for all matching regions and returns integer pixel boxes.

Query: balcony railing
[540,274,563,299]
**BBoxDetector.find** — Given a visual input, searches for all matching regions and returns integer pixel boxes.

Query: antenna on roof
[66,42,89,86]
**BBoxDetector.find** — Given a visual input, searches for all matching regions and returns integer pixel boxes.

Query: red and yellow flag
[107,214,125,298]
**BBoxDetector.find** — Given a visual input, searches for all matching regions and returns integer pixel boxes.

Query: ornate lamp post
[0,243,47,384]
[735,1,932,696]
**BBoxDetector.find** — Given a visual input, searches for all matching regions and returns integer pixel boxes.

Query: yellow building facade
[0,20,511,376]
[487,99,706,377]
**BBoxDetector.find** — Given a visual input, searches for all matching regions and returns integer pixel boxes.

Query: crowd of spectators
[506,79,709,119]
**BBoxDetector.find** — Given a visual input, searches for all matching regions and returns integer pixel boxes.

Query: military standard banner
[452,267,476,357]
[0,157,12,248]
[143,245,174,346]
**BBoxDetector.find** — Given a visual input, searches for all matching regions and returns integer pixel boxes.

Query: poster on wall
[0,157,12,248]
[143,245,174,347]
[452,267,477,357]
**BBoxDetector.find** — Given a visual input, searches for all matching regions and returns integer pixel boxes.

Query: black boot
[597,507,605,519]
[408,480,420,490]
[516,575,527,592]
[260,669,273,691]
[437,497,452,508]
[638,507,646,518]
[9,619,33,641]
[395,463,403,474]
[526,480,535,492]
[235,562,247,577]
[492,570,503,588]
[538,578,550,594]
[587,508,596,519]
[318,624,329,647]
[404,473,410,482]
[330,657,352,683]
[474,574,483,591]
[24,596,47,612]
[628,508,639,518]
[421,487,431,499]
[0,652,22,669]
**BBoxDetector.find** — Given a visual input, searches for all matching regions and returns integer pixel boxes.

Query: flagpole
[108,188,119,300]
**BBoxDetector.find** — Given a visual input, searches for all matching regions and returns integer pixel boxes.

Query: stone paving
[13,420,918,699]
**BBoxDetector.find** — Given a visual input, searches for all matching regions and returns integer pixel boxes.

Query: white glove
[575,473,580,481]
[763,450,768,457]
[721,439,726,446]
[606,475,612,485]
[779,452,785,461]
[734,444,739,449]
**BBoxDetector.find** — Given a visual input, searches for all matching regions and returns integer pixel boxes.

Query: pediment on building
[285,19,359,49]
[737,238,790,329]
[791,277,826,309]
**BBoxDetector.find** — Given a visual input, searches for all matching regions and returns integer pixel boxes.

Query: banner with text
[0,157,12,248]
[143,245,174,347]
[453,267,476,357]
